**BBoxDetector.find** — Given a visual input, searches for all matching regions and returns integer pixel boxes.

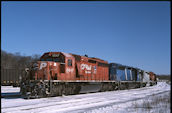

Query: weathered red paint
[31,52,109,81]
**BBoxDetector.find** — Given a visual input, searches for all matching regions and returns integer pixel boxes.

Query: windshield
[40,56,65,63]
[41,57,59,62]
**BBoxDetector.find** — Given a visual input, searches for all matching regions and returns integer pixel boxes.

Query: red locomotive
[149,72,157,82]
[30,52,109,81]
[21,52,157,99]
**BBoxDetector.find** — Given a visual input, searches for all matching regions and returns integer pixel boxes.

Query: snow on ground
[1,86,20,93]
[1,82,171,113]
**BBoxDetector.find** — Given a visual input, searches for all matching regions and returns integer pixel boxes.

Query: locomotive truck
[20,52,157,99]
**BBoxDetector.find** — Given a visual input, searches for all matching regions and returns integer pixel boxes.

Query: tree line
[156,75,171,81]
[1,50,41,70]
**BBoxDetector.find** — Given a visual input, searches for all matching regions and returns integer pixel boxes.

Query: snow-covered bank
[87,91,170,113]
[1,86,20,93]
[1,82,171,113]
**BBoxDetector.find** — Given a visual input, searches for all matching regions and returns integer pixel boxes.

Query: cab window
[68,59,72,66]
[40,54,65,63]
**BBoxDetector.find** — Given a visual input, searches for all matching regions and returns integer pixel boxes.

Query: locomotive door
[66,58,74,80]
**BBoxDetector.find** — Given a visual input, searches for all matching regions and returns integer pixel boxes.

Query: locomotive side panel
[97,62,109,81]
[109,63,142,82]
[75,56,109,81]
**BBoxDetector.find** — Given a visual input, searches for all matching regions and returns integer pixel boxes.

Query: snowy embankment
[1,82,171,113]
[1,86,20,93]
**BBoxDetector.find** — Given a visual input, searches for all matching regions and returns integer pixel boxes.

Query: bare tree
[1,50,40,70]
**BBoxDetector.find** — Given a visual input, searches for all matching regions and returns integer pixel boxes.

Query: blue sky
[1,1,170,75]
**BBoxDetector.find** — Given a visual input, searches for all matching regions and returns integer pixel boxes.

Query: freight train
[1,68,23,87]
[20,52,157,99]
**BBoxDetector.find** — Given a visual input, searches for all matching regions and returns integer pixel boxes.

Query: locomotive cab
[29,52,76,81]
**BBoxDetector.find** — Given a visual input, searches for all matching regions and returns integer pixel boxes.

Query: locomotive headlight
[25,68,29,72]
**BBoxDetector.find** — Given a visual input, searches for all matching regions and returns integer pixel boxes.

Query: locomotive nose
[39,62,48,70]
[32,62,39,70]
[32,61,48,71]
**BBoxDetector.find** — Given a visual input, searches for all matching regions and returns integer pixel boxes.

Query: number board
[52,54,60,57]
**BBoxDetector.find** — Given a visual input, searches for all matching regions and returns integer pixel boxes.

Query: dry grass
[129,92,170,113]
